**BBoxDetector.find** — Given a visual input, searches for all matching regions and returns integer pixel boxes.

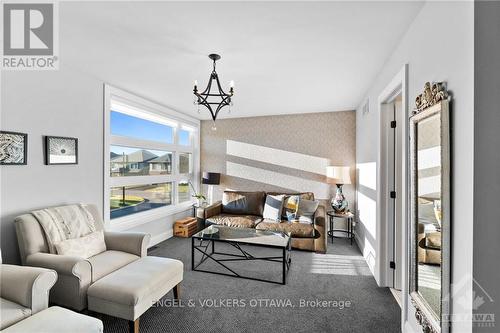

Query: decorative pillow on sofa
[55,231,106,258]
[262,194,285,222]
[296,199,320,224]
[222,191,266,216]
[283,195,300,222]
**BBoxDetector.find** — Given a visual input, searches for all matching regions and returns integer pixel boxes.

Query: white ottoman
[87,256,183,333]
[2,306,103,333]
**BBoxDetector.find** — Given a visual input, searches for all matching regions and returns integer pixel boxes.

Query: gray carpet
[93,237,401,333]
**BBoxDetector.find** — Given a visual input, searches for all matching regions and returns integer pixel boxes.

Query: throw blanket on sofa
[32,204,97,254]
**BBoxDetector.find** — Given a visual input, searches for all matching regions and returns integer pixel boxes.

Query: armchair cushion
[87,250,139,282]
[0,265,57,314]
[55,231,106,258]
[0,299,31,330]
[2,306,104,333]
[104,232,150,257]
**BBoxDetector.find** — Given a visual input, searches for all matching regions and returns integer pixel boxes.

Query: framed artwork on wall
[0,131,28,165]
[45,136,78,165]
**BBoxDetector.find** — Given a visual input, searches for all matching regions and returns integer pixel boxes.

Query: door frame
[376,64,409,331]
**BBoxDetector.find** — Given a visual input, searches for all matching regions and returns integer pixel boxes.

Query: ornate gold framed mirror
[409,82,451,333]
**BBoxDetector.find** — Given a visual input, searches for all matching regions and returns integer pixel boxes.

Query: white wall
[473,2,500,332]
[0,66,190,264]
[355,2,473,332]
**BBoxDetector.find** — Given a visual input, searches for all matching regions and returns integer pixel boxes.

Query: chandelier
[193,54,234,130]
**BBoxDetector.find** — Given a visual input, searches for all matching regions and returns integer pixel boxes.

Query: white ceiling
[60,1,423,120]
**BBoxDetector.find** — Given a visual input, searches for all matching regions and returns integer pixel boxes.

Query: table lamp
[202,172,220,205]
[326,166,351,213]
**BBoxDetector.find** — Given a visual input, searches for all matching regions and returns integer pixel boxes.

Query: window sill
[106,201,194,231]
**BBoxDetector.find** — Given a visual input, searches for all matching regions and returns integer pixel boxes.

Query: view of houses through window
[106,93,197,221]
[110,146,172,177]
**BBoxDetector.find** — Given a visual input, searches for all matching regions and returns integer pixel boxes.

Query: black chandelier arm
[214,96,232,119]
[200,73,214,96]
[198,101,217,121]
[213,72,230,97]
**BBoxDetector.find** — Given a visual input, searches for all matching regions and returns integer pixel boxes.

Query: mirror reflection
[416,113,442,317]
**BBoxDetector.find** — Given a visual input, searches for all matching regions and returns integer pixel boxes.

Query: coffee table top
[192,225,290,248]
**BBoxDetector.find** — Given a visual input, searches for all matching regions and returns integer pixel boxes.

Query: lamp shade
[326,166,351,185]
[202,172,220,185]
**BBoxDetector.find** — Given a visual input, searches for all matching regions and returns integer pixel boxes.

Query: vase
[331,184,348,213]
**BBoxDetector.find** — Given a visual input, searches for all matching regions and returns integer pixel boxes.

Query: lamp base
[331,184,348,213]
[207,184,214,205]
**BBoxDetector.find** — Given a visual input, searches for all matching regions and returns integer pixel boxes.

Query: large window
[105,86,199,226]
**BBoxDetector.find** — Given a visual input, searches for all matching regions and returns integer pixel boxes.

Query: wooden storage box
[174,217,198,238]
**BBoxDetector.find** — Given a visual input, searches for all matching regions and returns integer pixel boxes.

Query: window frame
[104,85,200,231]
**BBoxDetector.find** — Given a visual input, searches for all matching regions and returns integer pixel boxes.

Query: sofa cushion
[426,232,442,250]
[267,192,315,219]
[206,214,262,228]
[262,194,285,222]
[296,199,320,224]
[0,298,31,330]
[87,250,139,282]
[222,191,266,216]
[283,195,301,221]
[256,220,316,238]
[267,192,315,201]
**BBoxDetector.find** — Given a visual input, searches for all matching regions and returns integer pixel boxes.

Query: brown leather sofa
[202,191,326,253]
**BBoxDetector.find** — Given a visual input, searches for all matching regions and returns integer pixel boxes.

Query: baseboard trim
[354,232,363,250]
[390,288,402,308]
[403,320,416,333]
[149,229,173,247]
[354,232,377,278]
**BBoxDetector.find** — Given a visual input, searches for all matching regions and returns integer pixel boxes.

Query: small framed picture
[45,136,78,165]
[0,131,28,165]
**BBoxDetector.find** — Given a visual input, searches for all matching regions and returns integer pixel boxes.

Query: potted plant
[189,181,206,206]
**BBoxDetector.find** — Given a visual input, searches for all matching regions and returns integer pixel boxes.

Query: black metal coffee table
[191,225,291,285]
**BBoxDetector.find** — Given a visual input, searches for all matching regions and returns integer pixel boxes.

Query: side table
[327,211,355,245]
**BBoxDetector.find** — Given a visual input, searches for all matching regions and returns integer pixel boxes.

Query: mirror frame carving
[409,82,451,333]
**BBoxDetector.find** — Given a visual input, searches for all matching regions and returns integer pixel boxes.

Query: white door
[385,97,403,291]
[393,99,403,291]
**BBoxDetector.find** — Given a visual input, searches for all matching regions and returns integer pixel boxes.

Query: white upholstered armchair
[14,204,151,311]
[0,259,57,330]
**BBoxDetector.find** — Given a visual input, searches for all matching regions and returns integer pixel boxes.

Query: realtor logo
[2,2,58,70]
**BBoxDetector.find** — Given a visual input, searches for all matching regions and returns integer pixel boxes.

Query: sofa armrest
[104,231,150,257]
[314,204,326,227]
[204,201,222,219]
[26,253,91,281]
[313,204,327,253]
[0,264,57,314]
